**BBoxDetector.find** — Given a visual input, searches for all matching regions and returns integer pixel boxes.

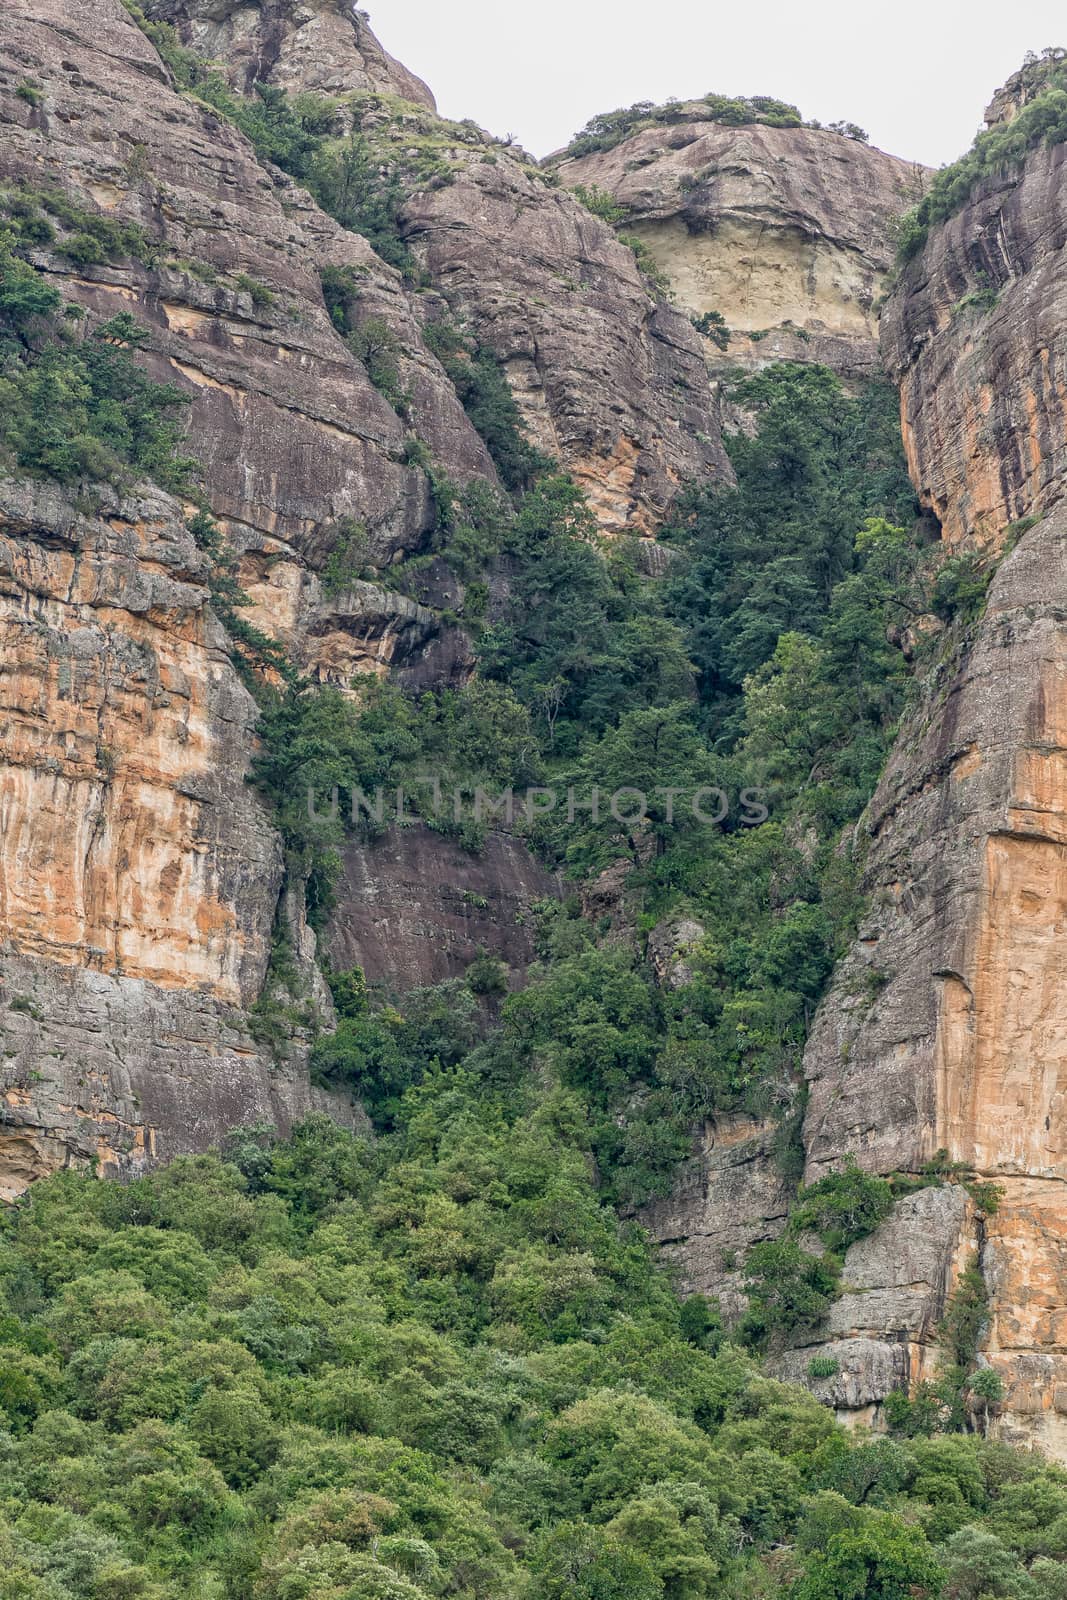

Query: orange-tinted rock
[881,141,1067,545]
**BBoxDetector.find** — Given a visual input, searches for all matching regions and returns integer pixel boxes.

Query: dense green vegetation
[556,94,869,161]
[557,93,806,159]
[898,47,1067,259]
[244,359,996,1214]
[0,213,193,490]
[1,1112,1065,1600]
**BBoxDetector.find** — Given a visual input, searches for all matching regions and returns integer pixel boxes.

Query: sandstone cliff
[0,474,359,1198]
[881,138,1067,546]
[0,0,741,1190]
[0,0,511,1188]
[798,127,1067,1452]
[151,0,437,106]
[624,68,1067,1454]
[651,92,1067,1452]
[153,0,733,535]
[556,116,927,378]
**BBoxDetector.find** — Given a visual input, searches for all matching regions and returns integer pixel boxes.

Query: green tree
[792,1513,943,1600]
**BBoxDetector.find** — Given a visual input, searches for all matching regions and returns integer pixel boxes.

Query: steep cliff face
[0,475,360,1197]
[881,139,1067,545]
[397,159,730,532]
[557,118,927,378]
[2,0,501,672]
[12,1,1067,1468]
[152,0,734,533]
[0,0,524,1189]
[797,122,1067,1450]
[0,0,740,1190]
[150,0,437,106]
[798,510,1067,1453]
[634,82,1067,1454]
[327,825,562,991]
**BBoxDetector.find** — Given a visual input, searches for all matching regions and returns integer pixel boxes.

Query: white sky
[367,0,1065,167]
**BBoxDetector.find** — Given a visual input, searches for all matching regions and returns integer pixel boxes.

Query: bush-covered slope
[2,1112,1067,1600]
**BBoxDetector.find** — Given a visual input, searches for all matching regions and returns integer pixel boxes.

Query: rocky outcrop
[2,0,500,678]
[797,108,1067,1450]
[0,0,532,1190]
[640,80,1067,1457]
[326,825,561,991]
[771,1187,973,1425]
[640,1114,792,1322]
[984,52,1067,130]
[881,140,1067,546]
[148,0,437,107]
[397,154,731,531]
[556,120,927,378]
[146,0,735,535]
[0,476,360,1193]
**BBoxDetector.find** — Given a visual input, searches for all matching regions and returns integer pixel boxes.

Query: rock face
[881,140,1067,546]
[800,496,1067,1453]
[0,476,360,1194]
[640,85,1067,1458]
[770,1187,973,1424]
[2,0,503,680]
[984,52,1067,130]
[0,0,541,1190]
[152,0,735,534]
[149,0,437,106]
[557,120,927,378]
[639,1115,792,1323]
[397,160,731,532]
[327,825,562,991]
[798,114,1067,1450]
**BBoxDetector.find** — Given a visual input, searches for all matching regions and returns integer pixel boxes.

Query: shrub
[320,517,371,594]
[424,319,549,490]
[741,1240,840,1345]
[572,184,629,224]
[898,53,1067,261]
[0,251,195,491]
[692,308,730,349]
[558,91,804,159]
[234,271,274,307]
[808,1356,840,1379]
[466,947,509,996]
[929,551,991,624]
[790,1160,894,1253]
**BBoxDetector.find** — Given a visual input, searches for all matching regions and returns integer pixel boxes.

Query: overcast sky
[368,0,1064,167]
